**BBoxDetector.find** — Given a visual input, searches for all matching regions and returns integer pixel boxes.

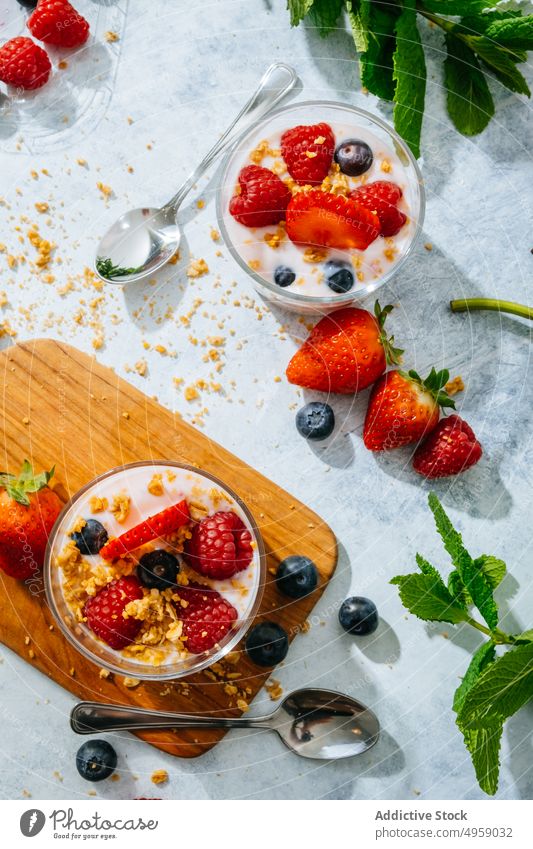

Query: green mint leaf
[468,36,531,95]
[485,15,533,52]
[514,629,533,644]
[457,10,522,40]
[463,724,503,797]
[309,0,344,36]
[393,0,426,159]
[359,1,399,101]
[444,34,494,136]
[474,555,506,589]
[453,640,497,714]
[287,0,315,27]
[416,552,444,582]
[422,0,490,13]
[428,493,499,630]
[390,573,469,624]
[347,0,370,53]
[448,570,471,609]
[459,641,533,728]
[453,641,501,796]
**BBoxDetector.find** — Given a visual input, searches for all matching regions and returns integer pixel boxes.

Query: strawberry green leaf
[459,641,533,729]
[428,493,499,630]
[287,0,316,27]
[390,572,469,624]
[392,0,426,159]
[468,36,531,95]
[0,460,55,506]
[445,34,494,136]
[309,0,344,36]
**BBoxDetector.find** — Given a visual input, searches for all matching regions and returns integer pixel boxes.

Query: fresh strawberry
[0,460,62,580]
[84,576,143,650]
[349,181,407,237]
[0,37,51,90]
[286,302,403,395]
[285,190,380,250]
[176,583,238,654]
[363,368,455,451]
[99,500,190,561]
[184,511,253,580]
[28,0,90,49]
[413,415,482,478]
[229,165,291,228]
[281,122,335,184]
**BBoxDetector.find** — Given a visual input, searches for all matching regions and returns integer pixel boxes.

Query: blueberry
[339,597,379,636]
[274,265,296,288]
[245,622,289,666]
[71,519,108,555]
[76,740,117,782]
[138,549,180,590]
[324,259,354,294]
[276,555,318,599]
[334,139,373,176]
[296,402,335,441]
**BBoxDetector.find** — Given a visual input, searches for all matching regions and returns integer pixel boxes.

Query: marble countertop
[0,0,532,801]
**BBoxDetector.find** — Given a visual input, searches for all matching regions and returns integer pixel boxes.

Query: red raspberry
[0,37,51,90]
[281,122,335,185]
[176,583,238,654]
[229,165,291,228]
[349,181,406,237]
[184,510,254,580]
[413,415,483,479]
[28,0,90,49]
[84,576,143,650]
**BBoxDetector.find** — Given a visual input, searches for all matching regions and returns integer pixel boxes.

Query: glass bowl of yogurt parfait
[217,101,424,313]
[45,461,266,680]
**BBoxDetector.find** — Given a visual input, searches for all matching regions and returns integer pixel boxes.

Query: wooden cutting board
[0,339,337,757]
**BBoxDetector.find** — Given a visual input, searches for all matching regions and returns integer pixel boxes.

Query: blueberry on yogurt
[334,139,373,176]
[324,259,354,293]
[274,265,296,288]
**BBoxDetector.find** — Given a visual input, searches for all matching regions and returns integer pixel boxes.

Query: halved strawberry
[100,500,190,561]
[349,181,407,237]
[413,415,482,478]
[363,368,455,451]
[281,122,335,184]
[229,165,291,228]
[286,302,403,394]
[285,190,380,251]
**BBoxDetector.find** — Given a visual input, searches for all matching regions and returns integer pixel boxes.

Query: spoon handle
[70,701,273,734]
[163,63,298,212]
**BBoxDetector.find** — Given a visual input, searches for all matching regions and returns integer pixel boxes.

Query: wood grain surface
[0,339,337,758]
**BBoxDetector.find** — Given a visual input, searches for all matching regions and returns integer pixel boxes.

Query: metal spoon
[70,688,379,760]
[94,63,298,284]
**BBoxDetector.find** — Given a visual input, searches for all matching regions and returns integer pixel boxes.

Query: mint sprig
[286,2,533,156]
[391,493,533,795]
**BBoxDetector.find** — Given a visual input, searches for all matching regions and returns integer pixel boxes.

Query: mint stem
[450,298,533,322]
[464,615,515,646]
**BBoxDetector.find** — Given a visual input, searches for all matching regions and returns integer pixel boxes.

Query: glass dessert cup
[44,461,266,681]
[217,100,425,314]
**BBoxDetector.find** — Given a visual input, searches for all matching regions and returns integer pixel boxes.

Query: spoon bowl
[70,687,379,761]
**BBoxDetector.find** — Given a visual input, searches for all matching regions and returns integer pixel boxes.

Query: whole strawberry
[28,0,90,48]
[184,511,254,580]
[176,583,238,653]
[281,122,335,184]
[286,302,403,395]
[229,165,291,228]
[363,368,455,451]
[413,414,482,478]
[0,460,62,579]
[84,576,143,650]
[0,37,51,90]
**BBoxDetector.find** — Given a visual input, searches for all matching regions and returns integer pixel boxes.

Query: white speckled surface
[0,0,532,801]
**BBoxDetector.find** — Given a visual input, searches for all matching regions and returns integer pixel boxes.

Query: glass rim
[44,460,267,681]
[216,98,426,307]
